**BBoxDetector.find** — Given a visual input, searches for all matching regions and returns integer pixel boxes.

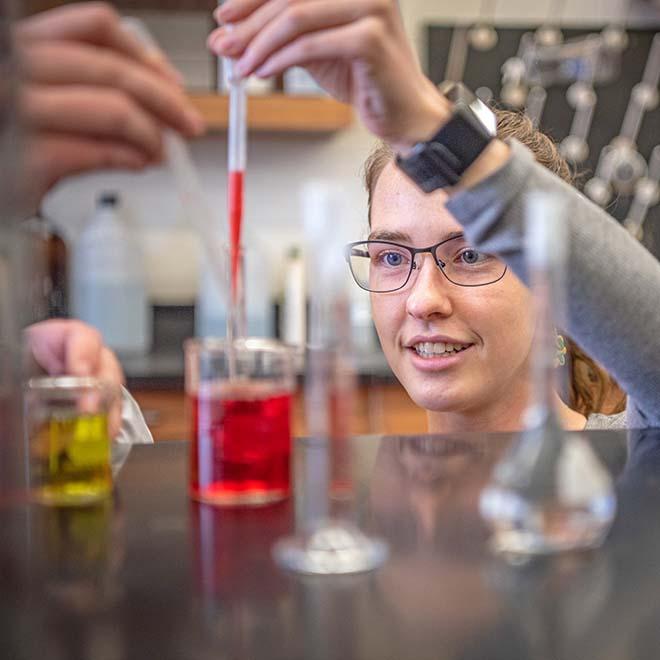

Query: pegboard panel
[428,25,660,255]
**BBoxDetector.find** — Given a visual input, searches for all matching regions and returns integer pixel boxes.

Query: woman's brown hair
[363,109,625,418]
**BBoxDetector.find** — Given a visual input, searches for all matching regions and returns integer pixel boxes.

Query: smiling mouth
[410,341,472,358]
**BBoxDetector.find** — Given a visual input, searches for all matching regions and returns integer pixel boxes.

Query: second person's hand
[208,0,450,154]
[15,2,207,202]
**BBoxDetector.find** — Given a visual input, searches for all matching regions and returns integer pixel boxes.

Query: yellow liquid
[33,413,111,506]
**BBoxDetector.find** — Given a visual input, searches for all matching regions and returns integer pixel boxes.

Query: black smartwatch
[396,82,496,193]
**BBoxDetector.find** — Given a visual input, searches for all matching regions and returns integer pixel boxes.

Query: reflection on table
[2,429,660,659]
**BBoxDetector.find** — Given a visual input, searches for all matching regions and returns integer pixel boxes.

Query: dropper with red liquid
[226,58,247,340]
[228,169,243,296]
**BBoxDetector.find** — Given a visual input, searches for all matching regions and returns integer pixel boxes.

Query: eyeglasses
[345,236,507,293]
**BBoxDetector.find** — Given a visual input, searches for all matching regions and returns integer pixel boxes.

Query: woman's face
[369,162,535,415]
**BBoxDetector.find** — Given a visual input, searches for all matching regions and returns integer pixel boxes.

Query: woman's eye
[376,251,407,267]
[459,249,485,265]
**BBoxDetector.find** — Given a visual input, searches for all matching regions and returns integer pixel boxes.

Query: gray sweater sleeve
[445,138,660,429]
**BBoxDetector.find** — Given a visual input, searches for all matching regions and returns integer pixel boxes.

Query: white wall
[43,127,374,304]
[43,0,652,305]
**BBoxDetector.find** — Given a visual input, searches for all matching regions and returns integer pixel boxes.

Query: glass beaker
[25,376,119,506]
[186,337,296,506]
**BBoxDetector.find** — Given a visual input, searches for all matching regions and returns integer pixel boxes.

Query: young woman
[210,0,660,431]
[353,111,626,432]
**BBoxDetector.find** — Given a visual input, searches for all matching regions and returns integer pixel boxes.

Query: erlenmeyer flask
[480,192,616,558]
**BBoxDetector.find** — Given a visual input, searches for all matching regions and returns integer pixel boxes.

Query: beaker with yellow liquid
[25,377,119,506]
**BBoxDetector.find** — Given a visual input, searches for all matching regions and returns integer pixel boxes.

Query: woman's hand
[208,0,449,153]
[15,2,206,201]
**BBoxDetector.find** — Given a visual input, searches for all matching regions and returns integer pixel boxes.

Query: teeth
[413,342,470,357]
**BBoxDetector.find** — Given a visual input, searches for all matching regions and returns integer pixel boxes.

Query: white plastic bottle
[72,192,152,356]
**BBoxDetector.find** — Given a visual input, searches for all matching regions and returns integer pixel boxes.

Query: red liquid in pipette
[228,170,244,298]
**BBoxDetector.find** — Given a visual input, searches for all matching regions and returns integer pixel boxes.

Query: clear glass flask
[479,192,617,559]
[272,181,388,574]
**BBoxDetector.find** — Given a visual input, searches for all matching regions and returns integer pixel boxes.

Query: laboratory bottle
[72,192,152,355]
[22,212,68,321]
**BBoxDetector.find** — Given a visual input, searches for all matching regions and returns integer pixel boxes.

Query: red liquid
[228,170,244,298]
[190,391,292,505]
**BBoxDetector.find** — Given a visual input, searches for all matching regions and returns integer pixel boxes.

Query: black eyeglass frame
[344,237,508,293]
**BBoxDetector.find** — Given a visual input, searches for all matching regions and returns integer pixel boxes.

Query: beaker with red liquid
[185,338,296,506]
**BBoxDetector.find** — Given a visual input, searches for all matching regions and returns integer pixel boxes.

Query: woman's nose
[405,254,454,320]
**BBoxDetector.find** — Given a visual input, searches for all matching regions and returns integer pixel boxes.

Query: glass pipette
[226,58,247,343]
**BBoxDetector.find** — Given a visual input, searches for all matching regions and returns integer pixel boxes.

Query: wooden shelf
[189,93,353,133]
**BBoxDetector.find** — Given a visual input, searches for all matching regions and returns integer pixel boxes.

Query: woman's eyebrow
[368,229,411,241]
[367,229,464,242]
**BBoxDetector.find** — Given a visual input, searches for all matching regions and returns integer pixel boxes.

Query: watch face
[471,99,497,136]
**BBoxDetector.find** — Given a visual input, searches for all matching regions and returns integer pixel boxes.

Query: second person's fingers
[21,84,164,162]
[20,41,205,138]
[16,2,183,84]
[24,132,148,199]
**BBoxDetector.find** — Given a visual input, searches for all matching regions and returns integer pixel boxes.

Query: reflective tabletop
[2,429,660,660]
